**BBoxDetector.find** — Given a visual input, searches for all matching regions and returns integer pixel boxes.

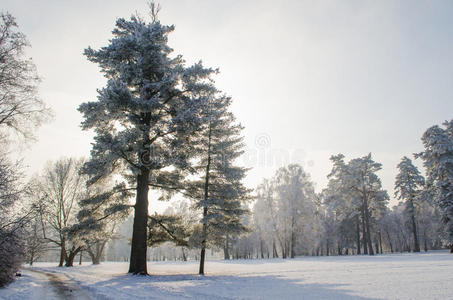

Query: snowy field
[1,251,453,300]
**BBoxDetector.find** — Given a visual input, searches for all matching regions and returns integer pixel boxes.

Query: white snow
[0,269,60,300]
[2,251,452,299]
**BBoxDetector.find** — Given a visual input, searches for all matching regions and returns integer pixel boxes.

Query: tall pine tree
[394,156,425,252]
[79,11,217,274]
[417,119,453,253]
[186,95,250,275]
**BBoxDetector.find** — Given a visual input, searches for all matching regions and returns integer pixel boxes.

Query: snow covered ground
[0,269,62,300]
[1,250,452,299]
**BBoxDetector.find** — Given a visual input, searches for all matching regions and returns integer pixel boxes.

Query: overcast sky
[3,0,453,210]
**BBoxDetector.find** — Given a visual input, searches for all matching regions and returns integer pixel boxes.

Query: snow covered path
[2,251,452,299]
[0,268,93,300]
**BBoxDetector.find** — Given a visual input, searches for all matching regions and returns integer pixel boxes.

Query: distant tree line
[147,117,453,261]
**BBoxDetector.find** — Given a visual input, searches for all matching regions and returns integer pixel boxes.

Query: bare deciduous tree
[34,158,86,267]
[0,12,51,140]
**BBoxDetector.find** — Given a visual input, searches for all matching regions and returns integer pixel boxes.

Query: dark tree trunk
[409,201,420,252]
[423,229,428,252]
[378,231,383,254]
[281,243,287,259]
[361,206,368,255]
[272,240,278,258]
[199,122,212,275]
[224,235,230,260]
[59,238,66,267]
[65,247,82,267]
[363,196,374,255]
[450,245,453,253]
[199,208,208,275]
[356,214,361,255]
[385,229,394,253]
[290,218,296,258]
[29,252,34,266]
[260,238,265,259]
[182,247,187,261]
[79,251,83,265]
[129,167,150,275]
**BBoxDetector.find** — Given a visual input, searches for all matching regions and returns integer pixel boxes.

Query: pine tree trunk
[363,195,374,255]
[223,237,230,260]
[326,238,329,256]
[450,244,453,253]
[129,167,150,275]
[409,201,420,252]
[199,122,212,275]
[79,251,83,265]
[260,238,265,259]
[423,229,428,252]
[356,215,361,255]
[378,231,383,254]
[199,207,208,275]
[290,217,296,258]
[361,206,368,255]
[385,229,394,253]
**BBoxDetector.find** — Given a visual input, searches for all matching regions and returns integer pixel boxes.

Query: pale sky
[3,0,453,210]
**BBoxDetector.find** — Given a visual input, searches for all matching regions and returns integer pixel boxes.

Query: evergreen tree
[324,154,388,255]
[394,156,425,252]
[323,154,360,255]
[417,119,453,253]
[347,154,389,255]
[78,11,216,274]
[186,95,250,275]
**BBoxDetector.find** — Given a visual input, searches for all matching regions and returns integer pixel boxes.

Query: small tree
[24,217,48,265]
[34,158,86,267]
[394,156,425,252]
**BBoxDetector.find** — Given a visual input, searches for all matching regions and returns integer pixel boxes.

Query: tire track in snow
[24,268,93,300]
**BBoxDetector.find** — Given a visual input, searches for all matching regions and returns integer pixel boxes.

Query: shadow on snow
[80,273,379,300]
